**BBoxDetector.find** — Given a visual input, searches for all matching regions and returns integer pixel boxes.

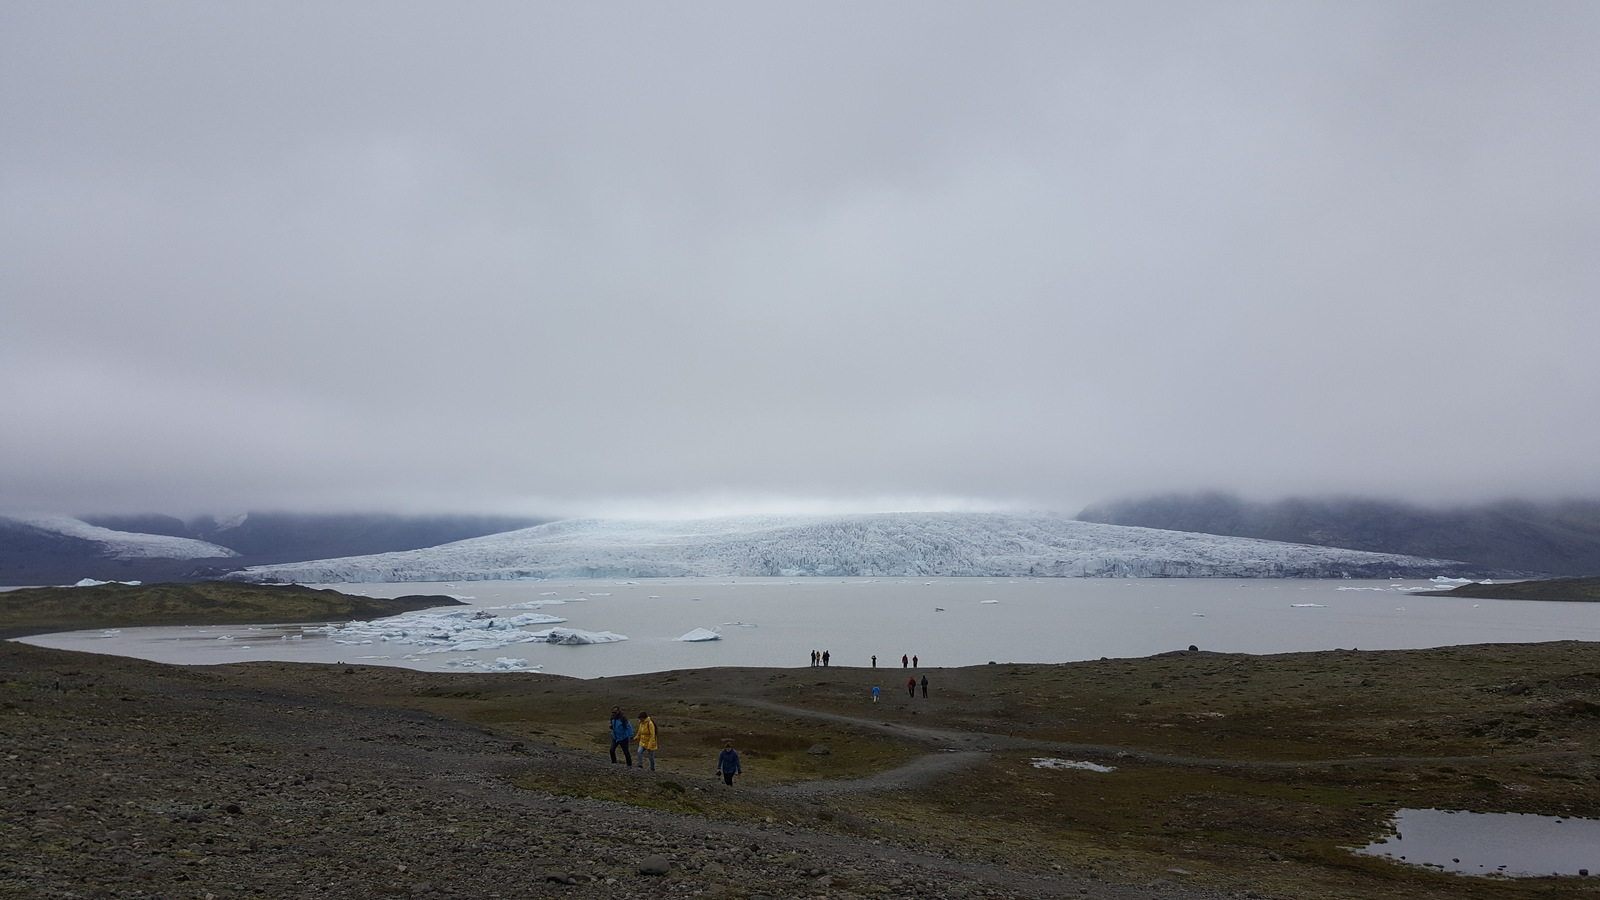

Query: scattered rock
[807,744,831,755]
[637,854,671,876]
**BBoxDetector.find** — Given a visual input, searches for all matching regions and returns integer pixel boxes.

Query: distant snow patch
[9,515,239,559]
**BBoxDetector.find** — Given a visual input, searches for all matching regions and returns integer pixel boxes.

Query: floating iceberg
[678,627,722,642]
[314,608,571,655]
[1291,603,1327,608]
[442,657,540,672]
[531,627,627,645]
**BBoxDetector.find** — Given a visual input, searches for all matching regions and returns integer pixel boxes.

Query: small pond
[1356,808,1600,878]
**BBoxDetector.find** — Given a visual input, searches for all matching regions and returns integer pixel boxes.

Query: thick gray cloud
[3,1,1597,518]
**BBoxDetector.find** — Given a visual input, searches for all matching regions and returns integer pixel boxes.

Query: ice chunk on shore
[678,627,721,642]
[1032,758,1116,772]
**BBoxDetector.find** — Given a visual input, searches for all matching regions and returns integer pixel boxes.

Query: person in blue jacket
[716,741,742,786]
[609,707,634,766]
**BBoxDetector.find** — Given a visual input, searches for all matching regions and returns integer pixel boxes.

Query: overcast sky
[3,2,1598,520]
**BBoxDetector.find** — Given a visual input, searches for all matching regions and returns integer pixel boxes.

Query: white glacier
[222,511,1484,584]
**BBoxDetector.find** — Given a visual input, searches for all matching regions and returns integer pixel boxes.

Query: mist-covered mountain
[0,512,544,586]
[1077,494,1600,577]
[222,512,1498,583]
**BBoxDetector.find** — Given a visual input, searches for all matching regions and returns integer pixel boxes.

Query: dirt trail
[726,697,1585,785]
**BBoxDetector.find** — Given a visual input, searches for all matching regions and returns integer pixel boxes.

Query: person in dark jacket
[907,676,916,698]
[609,707,634,766]
[921,675,929,698]
[716,741,742,786]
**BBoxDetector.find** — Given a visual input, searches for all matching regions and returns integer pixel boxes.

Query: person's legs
[722,772,734,786]
[609,740,620,764]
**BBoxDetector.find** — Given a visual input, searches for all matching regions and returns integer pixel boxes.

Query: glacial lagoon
[17,577,1600,680]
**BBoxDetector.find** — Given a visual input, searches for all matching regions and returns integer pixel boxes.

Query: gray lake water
[1357,808,1600,878]
[16,577,1600,679]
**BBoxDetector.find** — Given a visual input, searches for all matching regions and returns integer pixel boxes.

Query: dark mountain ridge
[0,512,545,586]
[1077,493,1600,577]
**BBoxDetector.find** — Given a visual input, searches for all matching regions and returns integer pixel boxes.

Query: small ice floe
[719,621,757,628]
[531,627,627,645]
[934,607,945,612]
[1031,758,1116,773]
[981,600,999,604]
[216,634,235,641]
[1291,603,1327,608]
[442,657,541,672]
[1432,576,1473,584]
[1191,613,1206,617]
[98,629,122,638]
[677,627,722,642]
[539,591,557,596]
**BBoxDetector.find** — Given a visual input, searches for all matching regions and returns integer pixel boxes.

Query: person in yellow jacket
[634,711,658,771]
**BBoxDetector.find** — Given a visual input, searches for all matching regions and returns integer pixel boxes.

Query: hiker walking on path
[609,708,634,766]
[907,677,916,698]
[871,655,876,668]
[913,654,918,668]
[902,654,908,668]
[716,742,742,786]
[634,711,658,771]
[872,684,880,703]
[921,675,929,698]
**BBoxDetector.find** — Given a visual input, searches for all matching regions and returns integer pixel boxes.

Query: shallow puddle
[1356,808,1600,877]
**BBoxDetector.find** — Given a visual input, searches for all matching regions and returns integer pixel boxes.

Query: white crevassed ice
[223,511,1484,584]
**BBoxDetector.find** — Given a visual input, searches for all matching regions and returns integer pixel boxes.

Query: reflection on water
[1356,808,1600,877]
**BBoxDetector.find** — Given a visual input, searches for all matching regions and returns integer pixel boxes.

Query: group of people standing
[869,653,920,668]
[607,707,742,785]
[809,649,830,666]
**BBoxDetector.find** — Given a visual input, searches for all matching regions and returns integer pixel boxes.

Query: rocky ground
[8,634,1600,900]
[1,642,1243,900]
